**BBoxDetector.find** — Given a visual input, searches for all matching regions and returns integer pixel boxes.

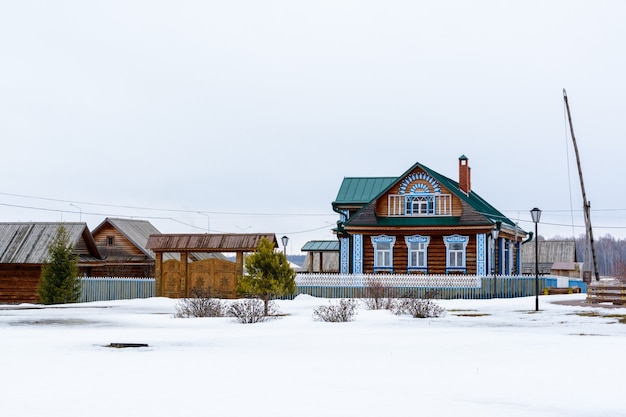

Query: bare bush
[228,298,277,324]
[363,278,395,310]
[313,299,358,322]
[392,295,446,318]
[174,287,226,318]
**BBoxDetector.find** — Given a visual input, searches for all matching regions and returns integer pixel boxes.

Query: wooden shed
[146,233,277,298]
[520,240,577,275]
[91,217,161,277]
[0,222,101,303]
[301,240,339,273]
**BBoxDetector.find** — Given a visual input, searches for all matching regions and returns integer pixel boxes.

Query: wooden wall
[0,263,101,303]
[91,224,154,277]
[93,224,145,257]
[361,233,477,275]
[0,265,42,303]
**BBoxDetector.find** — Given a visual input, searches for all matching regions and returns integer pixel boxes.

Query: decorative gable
[373,168,458,219]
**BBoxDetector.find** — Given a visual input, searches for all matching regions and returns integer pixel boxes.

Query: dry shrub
[228,298,277,324]
[363,278,395,310]
[313,299,358,322]
[175,287,226,318]
[391,290,446,318]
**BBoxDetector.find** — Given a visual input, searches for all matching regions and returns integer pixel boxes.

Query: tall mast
[563,89,600,281]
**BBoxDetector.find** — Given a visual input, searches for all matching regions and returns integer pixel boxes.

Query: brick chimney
[459,155,471,194]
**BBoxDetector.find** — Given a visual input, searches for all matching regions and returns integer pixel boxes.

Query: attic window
[107,236,115,246]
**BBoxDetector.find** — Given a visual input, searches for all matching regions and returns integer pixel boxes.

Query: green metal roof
[333,177,397,205]
[301,240,340,251]
[336,160,522,232]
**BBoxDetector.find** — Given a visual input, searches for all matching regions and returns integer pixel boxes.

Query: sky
[1,293,624,417]
[2,1,626,254]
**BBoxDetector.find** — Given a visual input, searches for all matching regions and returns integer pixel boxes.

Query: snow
[1,294,624,417]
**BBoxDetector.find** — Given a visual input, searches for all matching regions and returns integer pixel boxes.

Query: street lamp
[530,207,542,311]
[281,235,289,256]
[69,203,82,222]
[491,225,499,296]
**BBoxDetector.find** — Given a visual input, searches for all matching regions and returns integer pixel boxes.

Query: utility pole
[563,89,600,281]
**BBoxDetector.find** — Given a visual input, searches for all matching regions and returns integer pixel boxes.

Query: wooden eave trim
[149,248,258,253]
[340,225,528,241]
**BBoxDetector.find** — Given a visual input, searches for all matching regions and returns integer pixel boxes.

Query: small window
[406,235,430,272]
[371,235,395,273]
[107,236,114,246]
[376,241,392,267]
[444,235,469,273]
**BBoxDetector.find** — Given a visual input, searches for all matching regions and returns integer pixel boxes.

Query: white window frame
[444,235,469,273]
[371,235,396,272]
[405,235,430,272]
[405,194,434,216]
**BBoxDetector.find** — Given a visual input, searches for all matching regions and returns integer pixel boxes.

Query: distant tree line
[546,234,626,277]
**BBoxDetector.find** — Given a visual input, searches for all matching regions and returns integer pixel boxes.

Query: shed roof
[146,234,277,252]
[301,240,340,252]
[0,222,101,263]
[521,240,577,264]
[92,218,161,259]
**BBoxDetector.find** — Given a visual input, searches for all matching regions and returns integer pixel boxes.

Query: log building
[331,156,529,275]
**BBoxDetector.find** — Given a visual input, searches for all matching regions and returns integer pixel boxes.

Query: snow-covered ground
[0,294,624,417]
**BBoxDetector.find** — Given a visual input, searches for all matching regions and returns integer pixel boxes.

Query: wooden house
[0,222,101,303]
[146,233,278,298]
[91,217,161,277]
[331,156,528,275]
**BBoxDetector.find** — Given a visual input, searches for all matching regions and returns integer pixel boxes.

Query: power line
[0,201,337,236]
[0,191,334,217]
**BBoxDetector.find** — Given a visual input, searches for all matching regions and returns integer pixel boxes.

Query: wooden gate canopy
[145,233,278,298]
[146,233,277,253]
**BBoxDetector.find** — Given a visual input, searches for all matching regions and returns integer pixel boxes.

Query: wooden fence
[586,283,626,305]
[78,274,587,302]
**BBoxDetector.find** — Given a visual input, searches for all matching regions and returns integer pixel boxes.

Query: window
[405,235,430,272]
[377,241,392,267]
[448,243,464,267]
[371,235,395,272]
[444,235,469,273]
[107,236,114,246]
[405,194,434,215]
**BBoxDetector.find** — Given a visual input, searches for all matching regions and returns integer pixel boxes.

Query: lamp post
[69,203,82,222]
[491,226,499,296]
[281,235,289,256]
[530,207,542,311]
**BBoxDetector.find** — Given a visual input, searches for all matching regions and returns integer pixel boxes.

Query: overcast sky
[1,1,625,254]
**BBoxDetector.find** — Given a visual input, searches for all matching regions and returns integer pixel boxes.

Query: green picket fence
[80,277,155,302]
[291,273,584,300]
[78,274,586,302]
